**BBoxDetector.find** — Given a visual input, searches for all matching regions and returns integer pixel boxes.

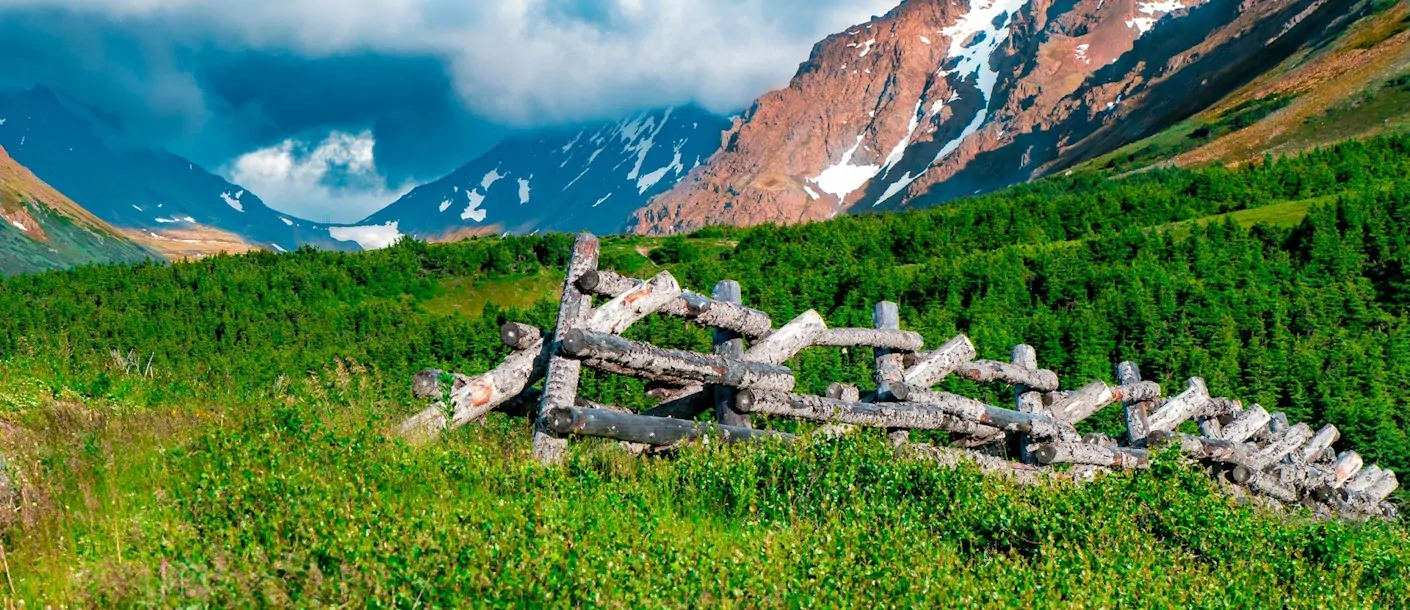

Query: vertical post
[873,302,908,446]
[1010,345,1044,463]
[1117,362,1151,447]
[533,233,601,464]
[713,280,751,428]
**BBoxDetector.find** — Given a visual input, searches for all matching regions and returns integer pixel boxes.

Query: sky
[0,0,900,222]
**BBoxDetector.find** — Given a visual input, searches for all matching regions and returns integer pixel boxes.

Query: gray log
[1050,380,1161,425]
[397,403,448,443]
[1218,404,1271,443]
[561,329,796,392]
[546,406,792,446]
[1269,412,1290,434]
[901,443,1053,486]
[1147,378,1211,432]
[1012,345,1047,463]
[1296,425,1340,465]
[1345,465,1383,494]
[413,369,444,400]
[952,360,1062,393]
[452,340,552,429]
[826,383,861,402]
[1198,417,1223,439]
[500,322,543,351]
[746,310,827,365]
[813,328,925,352]
[1205,398,1243,418]
[873,302,910,445]
[712,280,751,428]
[1248,423,1314,470]
[586,271,682,335]
[735,390,1001,437]
[1331,451,1364,488]
[1246,470,1300,503]
[889,383,1074,440]
[576,269,772,337]
[1031,442,1150,469]
[642,392,713,420]
[580,358,699,388]
[534,232,600,464]
[901,335,976,388]
[1147,430,1254,465]
[1116,362,1152,446]
[1361,470,1399,503]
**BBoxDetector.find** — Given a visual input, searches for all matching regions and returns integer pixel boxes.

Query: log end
[735,389,758,414]
[559,329,588,357]
[544,407,579,435]
[576,269,602,293]
[880,381,908,402]
[1229,465,1254,485]
[825,383,847,400]
[1032,444,1059,466]
[500,322,539,349]
[1146,429,1175,448]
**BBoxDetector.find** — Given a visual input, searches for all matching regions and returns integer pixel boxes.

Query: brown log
[1050,380,1161,425]
[1248,423,1314,470]
[826,383,861,402]
[746,309,827,365]
[712,280,750,428]
[1031,442,1150,469]
[889,383,1074,440]
[901,335,976,388]
[952,360,1062,393]
[734,390,1001,437]
[1296,425,1340,465]
[500,322,543,351]
[871,302,910,445]
[561,329,795,391]
[1116,362,1152,446]
[576,269,773,337]
[813,328,925,352]
[546,406,792,446]
[1147,430,1254,465]
[1217,404,1271,443]
[534,232,600,464]
[586,271,682,334]
[412,369,444,400]
[1147,378,1211,432]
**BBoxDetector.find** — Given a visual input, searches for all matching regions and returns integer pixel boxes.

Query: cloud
[225,130,413,223]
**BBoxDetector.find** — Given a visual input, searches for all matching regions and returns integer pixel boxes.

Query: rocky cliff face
[633,0,1361,234]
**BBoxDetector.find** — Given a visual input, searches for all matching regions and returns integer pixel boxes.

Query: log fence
[400,232,1400,521]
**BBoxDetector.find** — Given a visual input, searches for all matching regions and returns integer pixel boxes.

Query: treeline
[3,134,1410,474]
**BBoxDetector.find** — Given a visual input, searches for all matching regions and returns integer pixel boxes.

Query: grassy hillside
[4,134,1410,604]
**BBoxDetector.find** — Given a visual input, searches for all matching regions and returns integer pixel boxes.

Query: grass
[421,268,565,318]
[1166,195,1326,239]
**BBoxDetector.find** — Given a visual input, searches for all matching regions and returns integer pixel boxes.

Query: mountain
[356,106,729,241]
[0,85,350,258]
[0,144,154,274]
[634,0,1373,234]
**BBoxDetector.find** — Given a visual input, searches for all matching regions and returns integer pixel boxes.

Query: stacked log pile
[399,233,1399,521]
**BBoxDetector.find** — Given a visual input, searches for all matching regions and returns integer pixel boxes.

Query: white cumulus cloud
[225,130,412,222]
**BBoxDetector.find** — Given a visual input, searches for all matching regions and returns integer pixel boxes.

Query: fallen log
[1031,442,1150,469]
[1147,378,1211,432]
[560,329,796,392]
[826,383,861,402]
[901,442,1054,486]
[500,322,543,351]
[1248,423,1313,470]
[412,368,444,400]
[534,232,600,464]
[952,360,1061,393]
[889,383,1074,440]
[1049,380,1161,425]
[1296,425,1340,465]
[813,328,925,352]
[641,392,713,420]
[586,271,682,335]
[1217,404,1271,443]
[745,310,827,365]
[734,390,1001,437]
[545,406,792,446]
[575,269,773,337]
[1331,451,1364,488]
[1147,430,1254,466]
[711,280,751,428]
[901,335,976,388]
[1344,465,1384,494]
[1116,362,1152,446]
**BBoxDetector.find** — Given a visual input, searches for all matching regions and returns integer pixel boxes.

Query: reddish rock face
[632,0,1358,235]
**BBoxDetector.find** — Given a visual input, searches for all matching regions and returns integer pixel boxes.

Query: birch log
[1146,378,1211,432]
[826,383,861,402]
[1331,451,1364,488]
[576,269,772,337]
[1248,423,1314,470]
[534,232,600,464]
[901,335,976,388]
[1012,345,1047,463]
[560,329,796,392]
[400,339,553,441]
[734,390,1002,437]
[1116,362,1152,446]
[1296,425,1340,465]
[953,360,1062,393]
[1345,466,1384,494]
[813,328,925,352]
[712,280,750,428]
[586,271,682,335]
[872,302,909,445]
[889,383,1074,440]
[545,406,792,446]
[745,310,827,365]
[1049,380,1161,425]
[1218,404,1271,443]
[1031,442,1150,469]
[1147,430,1254,465]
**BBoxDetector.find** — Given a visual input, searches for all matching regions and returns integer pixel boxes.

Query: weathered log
[901,335,976,388]
[1116,362,1151,446]
[813,328,925,352]
[1269,412,1290,433]
[746,310,827,365]
[1146,378,1211,432]
[1248,423,1313,470]
[576,269,773,337]
[1205,398,1243,418]
[1331,451,1364,488]
[500,322,543,351]
[586,271,682,334]
[1031,442,1149,469]
[712,280,750,428]
[1361,470,1399,503]
[454,339,553,429]
[901,443,1056,486]
[397,402,448,442]
[953,360,1062,393]
[560,329,796,392]
[872,302,910,445]
[1049,380,1161,425]
[1197,418,1223,439]
[1246,469,1300,503]
[579,358,700,388]
[734,390,1002,437]
[826,383,861,402]
[1011,345,1047,463]
[1217,404,1271,443]
[545,406,792,446]
[412,369,444,399]
[889,383,1074,440]
[641,391,713,420]
[1344,465,1384,494]
[534,232,600,464]
[1147,430,1254,465]
[1084,433,1120,449]
[1296,425,1340,465]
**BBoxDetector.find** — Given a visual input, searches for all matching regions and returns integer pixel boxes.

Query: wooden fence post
[1116,362,1151,447]
[873,302,908,446]
[533,232,600,465]
[713,280,751,428]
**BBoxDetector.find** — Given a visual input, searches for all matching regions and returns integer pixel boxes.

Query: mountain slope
[0,85,349,257]
[357,106,729,240]
[635,0,1370,234]
[0,144,154,274]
